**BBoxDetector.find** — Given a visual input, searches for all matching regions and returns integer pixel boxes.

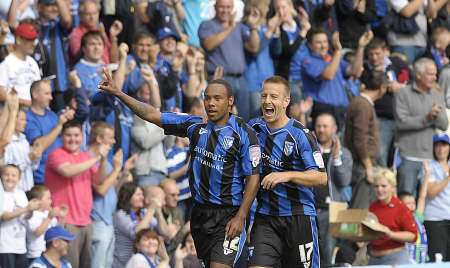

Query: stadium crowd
[0,0,449,267]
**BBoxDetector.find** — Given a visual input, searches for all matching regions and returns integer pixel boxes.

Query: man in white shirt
[0,22,41,106]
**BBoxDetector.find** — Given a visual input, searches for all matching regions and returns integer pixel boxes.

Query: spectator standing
[314,112,353,266]
[368,168,417,265]
[3,94,42,191]
[113,183,166,268]
[301,28,371,129]
[25,185,67,262]
[394,58,448,196]
[361,37,410,167]
[198,0,260,121]
[345,70,387,209]
[25,80,75,185]
[0,164,40,268]
[69,0,122,65]
[423,134,450,262]
[89,121,136,268]
[29,226,76,268]
[0,22,40,106]
[36,0,72,111]
[45,120,110,268]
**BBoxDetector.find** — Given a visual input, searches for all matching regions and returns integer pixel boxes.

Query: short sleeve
[198,20,217,40]
[399,205,418,237]
[390,0,409,13]
[301,56,327,81]
[239,125,261,176]
[46,149,68,171]
[27,211,46,231]
[161,112,203,138]
[297,130,324,171]
[0,61,7,87]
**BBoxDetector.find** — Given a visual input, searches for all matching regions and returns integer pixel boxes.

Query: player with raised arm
[98,69,261,268]
[248,76,327,268]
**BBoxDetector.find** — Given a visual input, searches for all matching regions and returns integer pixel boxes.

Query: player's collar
[263,118,293,135]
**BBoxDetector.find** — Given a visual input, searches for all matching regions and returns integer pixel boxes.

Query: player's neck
[267,115,290,129]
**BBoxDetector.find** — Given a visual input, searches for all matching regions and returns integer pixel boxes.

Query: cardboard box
[329,202,386,242]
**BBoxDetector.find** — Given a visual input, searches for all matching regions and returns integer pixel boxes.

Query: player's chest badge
[284,141,294,156]
[221,136,235,150]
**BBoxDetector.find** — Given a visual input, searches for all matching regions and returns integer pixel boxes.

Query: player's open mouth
[263,108,275,116]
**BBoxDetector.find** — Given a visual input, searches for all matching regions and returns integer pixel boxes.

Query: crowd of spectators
[0,0,448,267]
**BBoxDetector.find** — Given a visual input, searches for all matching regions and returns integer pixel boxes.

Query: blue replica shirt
[91,159,117,225]
[30,255,72,268]
[249,118,325,216]
[24,109,62,184]
[300,48,350,107]
[244,26,275,92]
[74,59,104,99]
[161,113,261,206]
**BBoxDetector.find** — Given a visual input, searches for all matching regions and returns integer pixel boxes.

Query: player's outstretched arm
[98,68,162,127]
[261,170,327,189]
[225,173,260,239]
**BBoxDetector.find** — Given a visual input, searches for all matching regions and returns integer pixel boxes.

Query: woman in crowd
[113,182,165,268]
[368,168,417,265]
[424,134,450,262]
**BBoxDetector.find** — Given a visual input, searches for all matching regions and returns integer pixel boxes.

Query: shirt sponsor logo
[313,151,325,169]
[199,127,208,135]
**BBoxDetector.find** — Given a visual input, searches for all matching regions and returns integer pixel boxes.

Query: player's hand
[261,172,290,189]
[98,68,120,95]
[225,214,245,239]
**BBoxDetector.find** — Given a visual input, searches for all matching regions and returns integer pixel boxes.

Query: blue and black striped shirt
[161,113,261,207]
[249,118,325,216]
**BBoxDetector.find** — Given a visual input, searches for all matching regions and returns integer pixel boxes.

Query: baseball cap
[45,226,76,242]
[156,27,180,42]
[433,133,450,144]
[14,23,38,40]
[38,0,57,4]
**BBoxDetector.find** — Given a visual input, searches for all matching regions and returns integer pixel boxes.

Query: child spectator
[0,164,40,268]
[25,185,67,263]
[425,27,450,70]
[399,161,430,263]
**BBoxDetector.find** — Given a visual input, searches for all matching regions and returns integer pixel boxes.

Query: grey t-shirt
[198,18,250,74]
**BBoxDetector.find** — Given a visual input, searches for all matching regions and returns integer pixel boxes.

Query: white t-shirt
[0,189,28,254]
[0,53,41,101]
[26,210,58,258]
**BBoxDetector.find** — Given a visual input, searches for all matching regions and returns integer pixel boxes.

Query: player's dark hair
[208,79,233,97]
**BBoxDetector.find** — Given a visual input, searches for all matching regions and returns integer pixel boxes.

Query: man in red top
[45,120,110,268]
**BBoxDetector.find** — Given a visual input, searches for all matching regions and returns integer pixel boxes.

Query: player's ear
[228,95,234,107]
[284,96,290,109]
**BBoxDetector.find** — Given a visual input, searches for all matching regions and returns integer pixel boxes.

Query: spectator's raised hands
[213,66,224,80]
[98,143,112,160]
[358,30,374,48]
[58,107,75,125]
[29,140,43,161]
[246,7,261,28]
[158,236,170,262]
[109,20,123,39]
[124,153,138,172]
[113,149,124,170]
[141,65,156,83]
[332,32,342,51]
[298,6,311,37]
[267,14,281,32]
[118,43,129,61]
[27,199,41,212]
[6,88,19,112]
[68,70,82,89]
[174,244,188,261]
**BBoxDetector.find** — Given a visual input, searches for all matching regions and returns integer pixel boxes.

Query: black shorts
[190,203,247,267]
[248,214,320,268]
